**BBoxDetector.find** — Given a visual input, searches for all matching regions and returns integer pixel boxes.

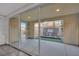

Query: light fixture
[56,9,60,12]
[28,16,31,19]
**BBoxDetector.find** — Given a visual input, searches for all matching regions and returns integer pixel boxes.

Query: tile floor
[0,45,28,56]
[10,39,79,56]
[17,39,79,56]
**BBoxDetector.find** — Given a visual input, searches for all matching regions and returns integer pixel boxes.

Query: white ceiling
[0,3,79,19]
[21,4,79,21]
[0,3,27,16]
[0,3,40,18]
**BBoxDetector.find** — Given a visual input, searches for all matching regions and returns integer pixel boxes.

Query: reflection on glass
[20,7,39,55]
[9,4,79,56]
[39,4,66,56]
[9,18,20,48]
[34,20,64,43]
[21,22,27,39]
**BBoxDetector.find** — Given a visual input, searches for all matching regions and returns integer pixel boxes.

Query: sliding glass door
[9,3,79,56]
[19,7,40,55]
[9,4,65,56]
[39,4,65,56]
